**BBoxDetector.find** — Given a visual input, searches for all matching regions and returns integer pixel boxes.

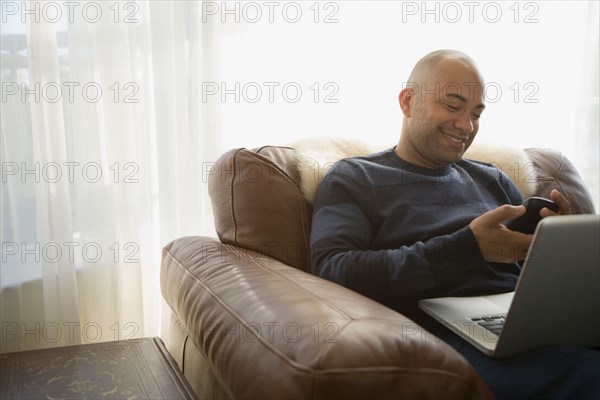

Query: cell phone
[506,197,560,234]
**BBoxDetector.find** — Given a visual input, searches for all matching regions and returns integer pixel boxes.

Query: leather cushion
[161,237,493,400]
[208,146,312,271]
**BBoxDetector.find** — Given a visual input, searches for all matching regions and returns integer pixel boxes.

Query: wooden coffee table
[1,337,197,399]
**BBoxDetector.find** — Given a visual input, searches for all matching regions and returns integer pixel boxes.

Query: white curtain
[1,0,598,353]
[1,0,217,352]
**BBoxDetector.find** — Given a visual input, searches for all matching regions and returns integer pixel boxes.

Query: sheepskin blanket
[289,137,537,203]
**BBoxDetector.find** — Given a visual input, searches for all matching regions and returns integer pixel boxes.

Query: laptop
[419,214,600,358]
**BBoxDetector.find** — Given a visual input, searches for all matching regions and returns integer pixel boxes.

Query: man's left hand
[540,189,572,217]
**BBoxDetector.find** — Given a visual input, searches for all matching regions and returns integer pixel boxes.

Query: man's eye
[446,104,459,111]
[472,113,482,120]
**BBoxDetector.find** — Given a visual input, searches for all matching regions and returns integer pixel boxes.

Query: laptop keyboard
[470,315,506,336]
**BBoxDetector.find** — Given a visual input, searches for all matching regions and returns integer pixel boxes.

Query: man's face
[402,59,485,168]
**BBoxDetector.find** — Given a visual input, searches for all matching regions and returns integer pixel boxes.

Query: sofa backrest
[208,143,595,272]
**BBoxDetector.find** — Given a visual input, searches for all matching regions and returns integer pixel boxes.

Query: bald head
[406,50,485,97]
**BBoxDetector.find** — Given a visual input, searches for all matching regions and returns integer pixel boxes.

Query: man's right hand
[469,205,533,263]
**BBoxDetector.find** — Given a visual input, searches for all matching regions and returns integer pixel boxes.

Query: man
[310,49,599,399]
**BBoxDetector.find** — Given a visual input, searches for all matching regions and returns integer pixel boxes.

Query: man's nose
[454,111,474,134]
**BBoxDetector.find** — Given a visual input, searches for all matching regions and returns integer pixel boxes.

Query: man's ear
[399,88,413,117]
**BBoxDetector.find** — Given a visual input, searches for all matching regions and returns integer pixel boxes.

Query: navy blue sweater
[310,148,524,326]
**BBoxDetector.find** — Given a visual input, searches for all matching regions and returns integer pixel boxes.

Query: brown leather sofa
[161,142,595,400]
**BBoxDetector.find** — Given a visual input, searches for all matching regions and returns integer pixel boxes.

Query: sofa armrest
[161,236,493,400]
[525,148,596,214]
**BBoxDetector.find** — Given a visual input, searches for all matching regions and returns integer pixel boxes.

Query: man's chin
[453,151,466,163]
[431,142,467,166]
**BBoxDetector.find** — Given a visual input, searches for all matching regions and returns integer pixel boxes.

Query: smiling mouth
[442,132,468,144]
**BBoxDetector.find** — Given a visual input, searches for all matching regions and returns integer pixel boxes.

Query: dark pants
[435,326,600,400]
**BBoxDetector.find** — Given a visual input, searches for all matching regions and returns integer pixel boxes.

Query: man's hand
[540,189,572,217]
[470,205,533,263]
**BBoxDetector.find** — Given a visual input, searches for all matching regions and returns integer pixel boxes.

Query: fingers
[541,189,572,217]
[551,189,572,215]
[481,204,526,226]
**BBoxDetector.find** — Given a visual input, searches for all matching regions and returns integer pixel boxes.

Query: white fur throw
[289,137,537,204]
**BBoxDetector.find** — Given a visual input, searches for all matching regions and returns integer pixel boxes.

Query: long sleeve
[309,150,523,309]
